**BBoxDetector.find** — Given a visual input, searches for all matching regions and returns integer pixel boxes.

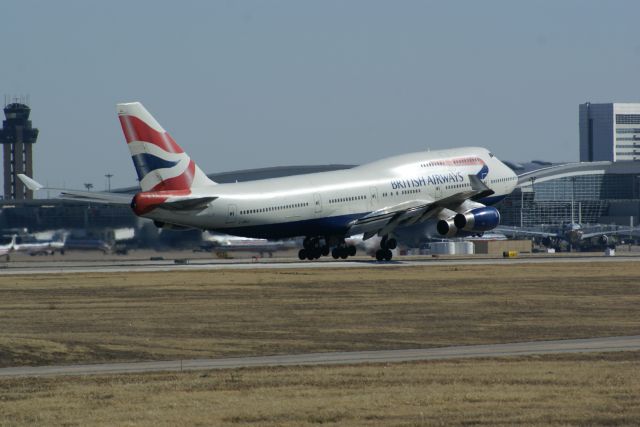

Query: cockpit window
[488,152,495,158]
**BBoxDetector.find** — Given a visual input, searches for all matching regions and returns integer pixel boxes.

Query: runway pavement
[0,253,638,275]
[1,335,638,378]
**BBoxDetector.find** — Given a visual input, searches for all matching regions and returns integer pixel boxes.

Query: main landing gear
[375,236,397,261]
[331,243,356,259]
[298,237,356,261]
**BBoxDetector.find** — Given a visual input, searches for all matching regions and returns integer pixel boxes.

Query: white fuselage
[144,147,518,239]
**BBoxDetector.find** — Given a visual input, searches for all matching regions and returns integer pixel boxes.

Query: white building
[579,102,640,162]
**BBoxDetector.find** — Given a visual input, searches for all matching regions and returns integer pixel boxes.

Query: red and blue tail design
[117,102,216,192]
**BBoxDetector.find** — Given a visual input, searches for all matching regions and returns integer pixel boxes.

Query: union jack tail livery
[117,102,216,192]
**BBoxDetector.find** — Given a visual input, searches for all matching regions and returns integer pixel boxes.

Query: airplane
[0,233,66,259]
[196,232,296,257]
[19,102,519,261]
[497,223,638,251]
[0,235,16,259]
[13,234,66,255]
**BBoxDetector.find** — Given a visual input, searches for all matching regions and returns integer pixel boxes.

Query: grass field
[0,262,639,368]
[1,352,639,426]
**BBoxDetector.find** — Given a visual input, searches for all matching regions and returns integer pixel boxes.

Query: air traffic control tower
[0,101,39,200]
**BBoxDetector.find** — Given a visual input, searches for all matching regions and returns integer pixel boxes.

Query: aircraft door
[369,187,378,209]
[226,204,238,224]
[313,193,322,213]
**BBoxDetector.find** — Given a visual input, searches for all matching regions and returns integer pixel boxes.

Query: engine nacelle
[453,207,500,232]
[436,218,459,237]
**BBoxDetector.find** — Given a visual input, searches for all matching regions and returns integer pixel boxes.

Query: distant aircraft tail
[117,102,216,192]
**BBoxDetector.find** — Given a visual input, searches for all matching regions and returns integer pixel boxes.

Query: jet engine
[453,207,501,232]
[436,218,459,237]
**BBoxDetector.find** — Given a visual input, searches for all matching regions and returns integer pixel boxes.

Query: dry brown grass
[0,262,639,368]
[1,352,639,426]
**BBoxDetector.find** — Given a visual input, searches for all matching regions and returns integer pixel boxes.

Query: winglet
[17,174,44,191]
[469,174,490,191]
[468,174,495,200]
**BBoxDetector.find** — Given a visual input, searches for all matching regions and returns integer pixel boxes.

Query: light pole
[83,183,93,230]
[570,176,576,225]
[105,174,113,192]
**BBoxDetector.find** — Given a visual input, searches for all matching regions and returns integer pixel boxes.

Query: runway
[1,335,638,378]
[0,253,638,275]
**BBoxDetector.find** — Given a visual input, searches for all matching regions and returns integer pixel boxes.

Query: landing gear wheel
[307,248,320,260]
[348,245,356,256]
[375,249,384,261]
[387,238,397,250]
[331,248,340,259]
[322,246,330,257]
[384,249,393,261]
[298,249,307,260]
[340,250,348,259]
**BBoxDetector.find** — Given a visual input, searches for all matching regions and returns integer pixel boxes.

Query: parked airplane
[0,233,65,259]
[20,102,518,261]
[497,223,638,251]
[0,235,16,259]
[13,234,66,255]
[196,232,296,257]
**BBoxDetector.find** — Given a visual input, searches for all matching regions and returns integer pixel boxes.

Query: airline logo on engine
[391,171,464,190]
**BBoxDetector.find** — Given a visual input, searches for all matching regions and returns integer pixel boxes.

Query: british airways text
[391,171,464,189]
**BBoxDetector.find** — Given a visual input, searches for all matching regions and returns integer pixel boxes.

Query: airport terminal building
[498,101,640,229]
[498,160,640,228]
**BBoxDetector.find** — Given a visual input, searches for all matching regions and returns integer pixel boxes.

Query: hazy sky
[2,0,640,191]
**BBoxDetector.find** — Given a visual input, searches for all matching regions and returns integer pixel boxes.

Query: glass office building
[580,102,640,162]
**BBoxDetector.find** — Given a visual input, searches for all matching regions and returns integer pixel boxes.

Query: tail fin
[117,102,216,192]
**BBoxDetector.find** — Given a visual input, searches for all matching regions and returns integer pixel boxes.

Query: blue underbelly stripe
[218,212,369,239]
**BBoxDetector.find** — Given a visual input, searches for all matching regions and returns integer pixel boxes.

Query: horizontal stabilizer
[18,174,132,205]
[17,174,43,191]
[59,191,132,205]
[158,196,218,211]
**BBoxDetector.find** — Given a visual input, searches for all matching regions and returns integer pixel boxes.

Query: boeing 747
[20,102,518,261]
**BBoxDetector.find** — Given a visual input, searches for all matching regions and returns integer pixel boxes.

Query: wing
[347,198,433,238]
[18,174,132,205]
[495,226,560,238]
[580,227,640,239]
[348,174,495,239]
